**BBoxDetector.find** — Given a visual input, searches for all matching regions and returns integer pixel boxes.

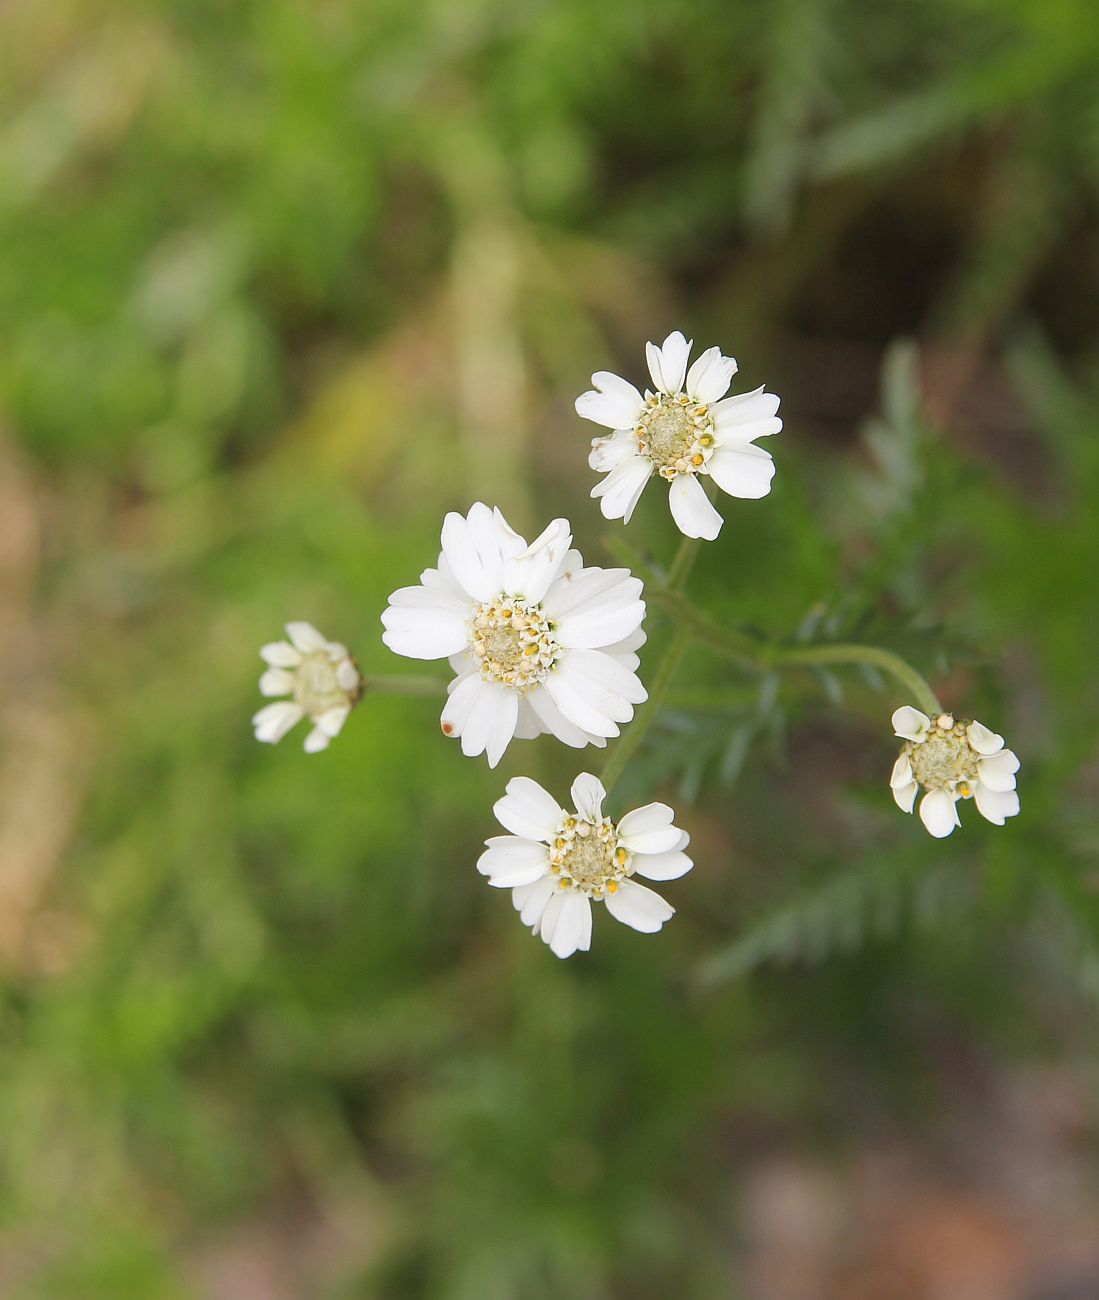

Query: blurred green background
[2,1,1099,1296]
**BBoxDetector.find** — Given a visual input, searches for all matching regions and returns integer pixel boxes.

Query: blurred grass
[2,0,1099,1296]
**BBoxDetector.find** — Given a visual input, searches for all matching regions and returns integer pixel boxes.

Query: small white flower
[479,773,693,958]
[576,329,782,541]
[253,622,361,753]
[380,504,647,767]
[890,706,1021,838]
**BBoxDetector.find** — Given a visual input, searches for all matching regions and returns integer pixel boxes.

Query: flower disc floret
[551,814,631,898]
[637,392,715,480]
[472,596,559,690]
[890,706,1021,838]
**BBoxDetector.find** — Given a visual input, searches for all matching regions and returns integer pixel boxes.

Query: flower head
[890,706,1020,838]
[478,773,693,958]
[380,504,647,767]
[576,330,782,541]
[253,622,361,753]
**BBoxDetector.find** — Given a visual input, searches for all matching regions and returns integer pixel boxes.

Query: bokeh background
[3,1,1099,1296]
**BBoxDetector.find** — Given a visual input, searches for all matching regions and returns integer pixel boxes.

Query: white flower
[576,329,782,541]
[253,622,361,753]
[479,773,692,958]
[890,706,1021,838]
[380,504,647,768]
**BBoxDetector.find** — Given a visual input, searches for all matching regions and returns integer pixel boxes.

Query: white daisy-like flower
[890,705,1021,838]
[576,329,782,541]
[252,622,361,753]
[479,773,692,958]
[380,504,647,768]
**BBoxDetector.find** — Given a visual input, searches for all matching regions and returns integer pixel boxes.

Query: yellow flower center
[551,816,632,898]
[471,596,559,692]
[636,393,715,480]
[905,719,980,792]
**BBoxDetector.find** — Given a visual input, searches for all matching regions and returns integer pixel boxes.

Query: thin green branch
[361,674,447,697]
[771,643,942,716]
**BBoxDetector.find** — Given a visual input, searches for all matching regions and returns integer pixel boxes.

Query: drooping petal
[967,720,1005,755]
[546,890,593,958]
[706,444,775,501]
[685,346,738,404]
[570,773,607,822]
[252,701,304,744]
[890,754,913,788]
[604,879,675,933]
[544,650,646,737]
[439,672,484,740]
[892,780,918,813]
[381,605,470,660]
[259,668,294,697]
[314,706,350,737]
[477,836,552,886]
[336,659,360,692]
[575,371,646,430]
[589,430,637,473]
[285,622,328,653]
[525,685,606,750]
[973,782,1020,825]
[494,776,566,841]
[303,726,331,753]
[617,802,683,855]
[591,457,652,523]
[647,331,691,394]
[260,641,302,668]
[456,682,519,767]
[977,749,1019,792]
[501,517,572,604]
[918,789,960,838]
[668,474,723,540]
[892,706,931,743]
[513,873,557,926]
[630,846,693,881]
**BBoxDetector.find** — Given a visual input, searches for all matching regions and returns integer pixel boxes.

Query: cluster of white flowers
[254,330,1022,957]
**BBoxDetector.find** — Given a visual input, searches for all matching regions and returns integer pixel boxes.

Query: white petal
[544,649,646,737]
[314,706,350,738]
[260,641,302,668]
[570,773,607,822]
[605,879,675,933]
[252,701,304,744]
[494,776,566,841]
[892,780,918,813]
[890,754,913,789]
[381,605,470,660]
[967,720,1005,755]
[631,847,693,881]
[973,783,1020,825]
[647,331,691,394]
[385,583,470,614]
[259,668,294,697]
[336,659,359,691]
[919,789,960,838]
[285,622,327,653]
[977,749,1019,792]
[440,506,503,602]
[439,671,484,740]
[668,474,723,540]
[513,698,543,740]
[711,385,781,430]
[546,890,592,958]
[589,430,637,472]
[575,371,645,430]
[457,682,519,768]
[892,706,931,743]
[543,566,635,620]
[617,802,682,855]
[591,457,652,524]
[706,443,775,501]
[513,873,556,926]
[477,836,551,886]
[685,346,737,404]
[553,575,646,650]
[484,506,529,559]
[501,517,572,604]
[525,685,604,750]
[303,726,331,753]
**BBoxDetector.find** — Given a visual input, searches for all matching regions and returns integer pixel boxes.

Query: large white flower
[479,773,692,958]
[890,706,1021,838]
[576,329,782,541]
[253,622,361,753]
[380,504,647,767]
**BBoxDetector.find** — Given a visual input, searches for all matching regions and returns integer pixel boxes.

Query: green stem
[361,674,447,697]
[771,643,942,716]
